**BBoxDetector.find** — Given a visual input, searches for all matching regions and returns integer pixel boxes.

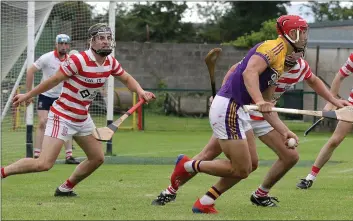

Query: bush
[222,19,278,48]
[143,80,168,114]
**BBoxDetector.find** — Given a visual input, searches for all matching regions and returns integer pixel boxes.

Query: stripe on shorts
[51,115,56,137]
[225,99,242,139]
[51,115,60,138]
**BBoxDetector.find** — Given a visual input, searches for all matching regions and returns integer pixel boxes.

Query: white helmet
[56,34,71,43]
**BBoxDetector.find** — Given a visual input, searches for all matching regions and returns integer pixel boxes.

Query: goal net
[1,1,112,158]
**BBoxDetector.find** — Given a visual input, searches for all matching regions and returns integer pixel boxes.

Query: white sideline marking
[334,168,353,173]
[145,194,155,197]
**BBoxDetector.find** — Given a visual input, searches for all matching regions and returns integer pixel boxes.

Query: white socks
[200,195,214,205]
[306,174,316,181]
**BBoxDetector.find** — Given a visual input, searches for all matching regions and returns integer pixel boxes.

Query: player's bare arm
[306,74,350,109]
[323,55,353,111]
[260,85,299,144]
[243,55,273,112]
[115,70,156,103]
[13,70,69,107]
[330,72,346,98]
[262,110,299,147]
[321,71,347,111]
[25,64,39,92]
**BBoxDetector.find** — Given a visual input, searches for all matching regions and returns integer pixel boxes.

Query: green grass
[2,114,353,220]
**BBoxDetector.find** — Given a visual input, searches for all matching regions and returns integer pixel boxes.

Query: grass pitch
[2,114,353,220]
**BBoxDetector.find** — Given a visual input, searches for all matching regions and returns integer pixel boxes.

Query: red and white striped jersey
[249,58,313,121]
[50,49,125,123]
[339,53,353,77]
[338,53,353,105]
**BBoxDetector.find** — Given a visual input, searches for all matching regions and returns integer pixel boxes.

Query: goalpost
[1,1,57,158]
[1,1,142,158]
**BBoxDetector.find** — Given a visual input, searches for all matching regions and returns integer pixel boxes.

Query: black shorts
[37,94,58,111]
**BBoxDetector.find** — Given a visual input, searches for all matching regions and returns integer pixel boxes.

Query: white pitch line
[333,168,353,173]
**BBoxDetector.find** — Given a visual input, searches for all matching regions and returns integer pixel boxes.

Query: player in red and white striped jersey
[248,57,313,122]
[152,56,350,208]
[51,47,122,123]
[297,53,353,189]
[3,23,155,197]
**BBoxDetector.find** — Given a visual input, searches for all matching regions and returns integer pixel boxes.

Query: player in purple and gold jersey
[164,15,309,213]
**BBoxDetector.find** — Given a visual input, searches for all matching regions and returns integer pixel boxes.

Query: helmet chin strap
[91,47,112,57]
[284,29,300,43]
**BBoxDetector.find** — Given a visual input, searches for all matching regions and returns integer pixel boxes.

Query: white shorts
[250,119,274,137]
[44,111,95,142]
[209,96,252,140]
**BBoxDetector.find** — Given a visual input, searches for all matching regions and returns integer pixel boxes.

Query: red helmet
[276,15,308,43]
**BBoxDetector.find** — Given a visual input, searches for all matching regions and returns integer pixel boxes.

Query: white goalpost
[1,2,55,123]
[26,1,35,157]
[1,1,116,157]
[106,1,116,155]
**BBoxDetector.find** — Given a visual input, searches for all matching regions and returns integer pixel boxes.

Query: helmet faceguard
[276,15,308,53]
[88,23,115,57]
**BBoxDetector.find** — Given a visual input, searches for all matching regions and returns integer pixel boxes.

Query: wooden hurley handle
[244,105,323,118]
[110,99,145,130]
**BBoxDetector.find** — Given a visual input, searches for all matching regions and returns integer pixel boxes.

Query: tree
[115,2,198,43]
[49,1,95,40]
[194,2,230,43]
[303,1,353,21]
[219,1,289,42]
[195,2,229,24]
[223,19,278,48]
[191,1,288,43]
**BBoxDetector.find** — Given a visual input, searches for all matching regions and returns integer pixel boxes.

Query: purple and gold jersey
[218,37,287,105]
